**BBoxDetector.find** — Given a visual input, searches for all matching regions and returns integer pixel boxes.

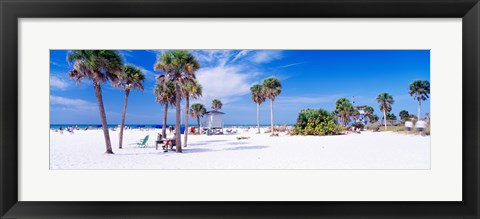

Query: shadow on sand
[187,139,229,146]
[223,145,269,151]
[119,140,269,155]
[182,143,269,154]
[182,148,215,153]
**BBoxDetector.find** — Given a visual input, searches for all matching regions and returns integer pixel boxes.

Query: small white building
[203,110,225,135]
[353,105,367,123]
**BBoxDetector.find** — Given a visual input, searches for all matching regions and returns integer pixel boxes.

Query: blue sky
[50,50,430,125]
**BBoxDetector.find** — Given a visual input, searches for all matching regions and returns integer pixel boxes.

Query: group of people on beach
[54,125,80,134]
[405,119,428,132]
[345,126,362,134]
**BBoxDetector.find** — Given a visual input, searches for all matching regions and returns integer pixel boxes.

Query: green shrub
[389,126,405,132]
[292,108,339,135]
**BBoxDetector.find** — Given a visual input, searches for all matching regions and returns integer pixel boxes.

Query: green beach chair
[132,135,149,148]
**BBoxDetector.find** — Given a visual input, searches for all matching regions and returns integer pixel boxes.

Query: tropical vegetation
[154,50,200,152]
[369,114,379,123]
[67,50,124,154]
[399,110,410,121]
[384,112,397,121]
[363,106,374,124]
[211,99,223,110]
[292,109,339,135]
[335,98,354,126]
[376,93,394,130]
[62,49,431,150]
[182,79,202,147]
[154,80,176,138]
[190,103,207,134]
[262,77,282,136]
[250,84,266,134]
[409,80,430,119]
[117,64,145,149]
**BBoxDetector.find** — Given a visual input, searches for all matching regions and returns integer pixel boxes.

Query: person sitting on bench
[162,134,177,152]
[155,133,164,150]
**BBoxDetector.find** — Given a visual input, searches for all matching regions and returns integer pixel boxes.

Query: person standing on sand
[405,119,413,131]
[415,119,427,134]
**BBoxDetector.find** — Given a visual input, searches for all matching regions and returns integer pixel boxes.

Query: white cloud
[186,50,287,109]
[249,51,283,63]
[50,61,67,67]
[119,50,134,58]
[196,65,256,107]
[138,66,157,80]
[193,50,235,67]
[277,62,305,69]
[231,50,251,63]
[50,76,69,90]
[393,94,413,101]
[50,95,97,111]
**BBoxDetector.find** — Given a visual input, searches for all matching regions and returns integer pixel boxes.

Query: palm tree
[384,112,397,121]
[211,99,223,110]
[182,79,202,147]
[262,77,282,135]
[117,64,145,149]
[67,50,123,154]
[351,109,360,123]
[364,106,374,124]
[190,103,207,133]
[250,84,266,134]
[154,79,176,139]
[154,50,200,153]
[335,98,354,126]
[399,110,410,122]
[370,114,379,123]
[409,80,430,119]
[376,93,394,130]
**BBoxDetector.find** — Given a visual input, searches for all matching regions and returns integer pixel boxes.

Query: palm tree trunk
[93,83,113,154]
[118,89,130,149]
[197,116,201,134]
[184,97,189,147]
[175,83,182,153]
[383,110,387,130]
[257,103,260,133]
[417,100,421,120]
[270,99,274,135]
[162,104,168,138]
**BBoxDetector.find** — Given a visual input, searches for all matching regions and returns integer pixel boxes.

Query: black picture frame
[1,0,479,218]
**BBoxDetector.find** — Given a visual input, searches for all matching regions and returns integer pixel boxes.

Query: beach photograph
[50,50,430,169]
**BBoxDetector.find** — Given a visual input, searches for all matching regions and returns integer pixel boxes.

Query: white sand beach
[50,128,430,169]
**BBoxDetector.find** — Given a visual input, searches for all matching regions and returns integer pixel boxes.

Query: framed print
[1,0,479,218]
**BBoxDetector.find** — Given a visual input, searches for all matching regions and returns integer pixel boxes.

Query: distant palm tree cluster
[332,80,430,131]
[249,77,282,136]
